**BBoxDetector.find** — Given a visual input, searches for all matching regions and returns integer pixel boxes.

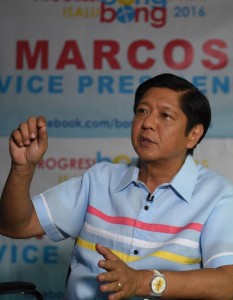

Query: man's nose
[141,112,157,130]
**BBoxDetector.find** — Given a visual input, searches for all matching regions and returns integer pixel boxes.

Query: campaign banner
[1,0,233,138]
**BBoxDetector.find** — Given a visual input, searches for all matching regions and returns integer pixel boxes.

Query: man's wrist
[149,269,166,297]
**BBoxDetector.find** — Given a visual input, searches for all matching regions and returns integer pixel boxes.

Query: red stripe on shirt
[87,205,203,233]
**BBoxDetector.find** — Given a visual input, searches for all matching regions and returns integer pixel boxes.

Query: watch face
[151,276,166,294]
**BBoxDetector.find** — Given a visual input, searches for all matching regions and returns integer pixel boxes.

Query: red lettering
[128,40,155,69]
[37,159,45,169]
[202,39,228,70]
[86,158,96,169]
[56,40,85,69]
[57,158,68,170]
[164,39,193,69]
[16,40,48,70]
[37,157,95,170]
[134,7,166,28]
[94,40,120,69]
[70,159,77,169]
[16,38,229,72]
[46,158,56,170]
[150,7,166,28]
[134,7,149,23]
[77,159,85,169]
[100,3,115,22]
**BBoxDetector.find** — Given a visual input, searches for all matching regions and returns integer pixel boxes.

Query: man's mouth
[140,136,154,144]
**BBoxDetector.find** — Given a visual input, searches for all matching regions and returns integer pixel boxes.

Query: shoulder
[197,164,233,196]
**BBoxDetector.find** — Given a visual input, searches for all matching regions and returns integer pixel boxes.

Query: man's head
[133,73,211,155]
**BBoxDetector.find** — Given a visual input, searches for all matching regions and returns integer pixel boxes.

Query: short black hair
[133,73,211,155]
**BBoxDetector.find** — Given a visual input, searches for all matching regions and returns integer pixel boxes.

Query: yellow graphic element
[194,159,209,168]
[58,175,70,184]
[63,7,100,18]
[76,238,201,265]
[112,154,132,164]
[118,0,135,5]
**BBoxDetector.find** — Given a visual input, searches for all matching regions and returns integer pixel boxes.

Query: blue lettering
[78,76,93,93]
[48,76,63,93]
[139,75,151,84]
[44,246,58,264]
[0,245,7,262]
[192,76,207,94]
[102,0,116,5]
[98,76,114,93]
[23,245,38,263]
[0,76,12,93]
[119,76,134,93]
[212,76,229,94]
[11,245,17,263]
[96,151,136,164]
[96,151,112,163]
[0,244,59,264]
[27,75,43,93]
[16,76,23,93]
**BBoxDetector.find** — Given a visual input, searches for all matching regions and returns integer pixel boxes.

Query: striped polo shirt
[33,155,233,300]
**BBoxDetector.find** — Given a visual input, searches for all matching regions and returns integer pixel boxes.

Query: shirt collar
[170,155,198,203]
[115,161,140,192]
[115,155,198,203]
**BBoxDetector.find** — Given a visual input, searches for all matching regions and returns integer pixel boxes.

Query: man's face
[131,87,194,165]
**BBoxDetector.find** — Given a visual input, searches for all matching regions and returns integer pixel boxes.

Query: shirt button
[144,205,149,210]
[133,250,139,255]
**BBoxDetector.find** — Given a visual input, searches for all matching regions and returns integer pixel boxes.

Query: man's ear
[187,124,204,149]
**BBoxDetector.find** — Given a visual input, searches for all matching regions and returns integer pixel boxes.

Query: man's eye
[162,112,171,119]
[136,108,147,114]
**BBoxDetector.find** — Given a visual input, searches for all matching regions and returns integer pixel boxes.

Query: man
[1,73,233,299]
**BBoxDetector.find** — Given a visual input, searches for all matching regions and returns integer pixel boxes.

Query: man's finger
[27,116,38,140]
[36,117,48,147]
[95,243,118,261]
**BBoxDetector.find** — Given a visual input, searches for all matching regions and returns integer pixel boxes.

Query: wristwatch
[150,269,166,297]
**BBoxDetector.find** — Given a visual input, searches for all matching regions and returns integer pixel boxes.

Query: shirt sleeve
[32,172,90,242]
[201,183,233,268]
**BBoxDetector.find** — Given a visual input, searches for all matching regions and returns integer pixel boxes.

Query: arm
[96,244,233,300]
[0,116,48,238]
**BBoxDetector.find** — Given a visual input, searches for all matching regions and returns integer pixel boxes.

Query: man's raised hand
[9,116,48,167]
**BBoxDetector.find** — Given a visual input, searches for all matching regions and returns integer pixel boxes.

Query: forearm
[149,267,233,300]
[0,164,36,236]
[0,116,47,238]
[130,267,233,300]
